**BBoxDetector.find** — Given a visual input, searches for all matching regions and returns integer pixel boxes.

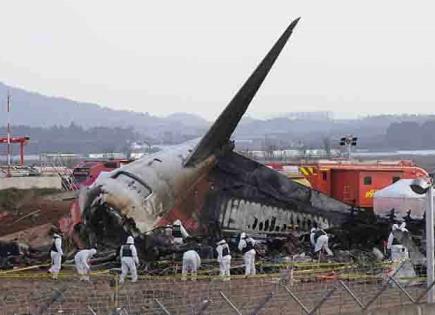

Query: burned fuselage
[78,17,306,249]
[81,140,216,246]
[75,18,375,253]
[80,146,356,250]
[205,152,353,233]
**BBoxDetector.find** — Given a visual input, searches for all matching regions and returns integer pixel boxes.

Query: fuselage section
[83,139,215,232]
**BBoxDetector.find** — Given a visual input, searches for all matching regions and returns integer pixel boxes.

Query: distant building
[286,111,332,121]
[88,153,126,159]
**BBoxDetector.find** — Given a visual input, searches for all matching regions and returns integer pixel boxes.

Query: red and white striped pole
[6,92,11,177]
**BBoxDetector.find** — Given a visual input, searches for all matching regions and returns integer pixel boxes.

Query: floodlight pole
[427,186,434,303]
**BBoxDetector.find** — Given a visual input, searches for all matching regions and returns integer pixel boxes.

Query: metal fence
[0,260,433,315]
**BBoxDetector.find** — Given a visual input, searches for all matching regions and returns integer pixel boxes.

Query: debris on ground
[0,189,70,237]
[0,186,428,285]
[0,223,56,250]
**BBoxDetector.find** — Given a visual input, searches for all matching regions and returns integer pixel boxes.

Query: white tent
[374,179,428,220]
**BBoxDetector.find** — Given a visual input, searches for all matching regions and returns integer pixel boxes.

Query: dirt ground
[0,188,71,237]
[0,274,426,315]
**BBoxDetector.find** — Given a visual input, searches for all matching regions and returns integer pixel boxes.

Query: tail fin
[184,18,301,166]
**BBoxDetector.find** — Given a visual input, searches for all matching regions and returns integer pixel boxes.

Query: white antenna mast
[6,92,11,177]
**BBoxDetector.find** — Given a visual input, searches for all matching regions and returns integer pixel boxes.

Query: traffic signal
[351,137,357,146]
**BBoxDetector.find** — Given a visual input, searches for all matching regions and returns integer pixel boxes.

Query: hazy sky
[0,0,434,120]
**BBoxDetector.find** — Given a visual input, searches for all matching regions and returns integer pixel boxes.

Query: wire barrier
[0,259,433,314]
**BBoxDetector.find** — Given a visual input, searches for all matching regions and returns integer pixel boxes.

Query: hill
[0,82,208,142]
[2,82,435,154]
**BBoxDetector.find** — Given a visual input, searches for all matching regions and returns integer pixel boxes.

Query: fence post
[87,305,97,315]
[416,280,435,303]
[338,280,364,309]
[281,285,310,314]
[196,299,211,315]
[155,298,171,315]
[388,276,416,304]
[35,286,67,315]
[363,261,406,310]
[250,291,274,315]
[308,286,337,315]
[220,291,242,315]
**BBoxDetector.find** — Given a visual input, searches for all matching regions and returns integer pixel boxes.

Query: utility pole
[6,92,11,177]
[410,178,435,303]
[427,185,434,303]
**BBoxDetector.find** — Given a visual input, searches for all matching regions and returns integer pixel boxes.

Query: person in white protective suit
[386,222,409,261]
[48,233,63,279]
[238,232,256,276]
[74,248,97,281]
[172,219,190,245]
[310,228,317,250]
[182,250,201,281]
[312,226,333,257]
[119,236,139,284]
[216,239,231,280]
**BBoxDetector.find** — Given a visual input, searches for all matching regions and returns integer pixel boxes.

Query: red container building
[267,160,428,209]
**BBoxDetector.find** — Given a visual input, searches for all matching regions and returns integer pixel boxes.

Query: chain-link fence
[0,260,433,314]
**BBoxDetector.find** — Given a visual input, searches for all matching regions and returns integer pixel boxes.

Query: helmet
[173,219,181,226]
[53,233,61,239]
[240,232,246,239]
[90,248,97,256]
[126,236,134,244]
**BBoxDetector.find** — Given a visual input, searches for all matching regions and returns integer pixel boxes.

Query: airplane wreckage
[69,18,424,260]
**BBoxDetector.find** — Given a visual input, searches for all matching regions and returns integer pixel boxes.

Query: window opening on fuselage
[113,171,152,200]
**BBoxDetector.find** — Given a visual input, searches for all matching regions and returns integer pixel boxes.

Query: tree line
[0,123,139,154]
[385,120,435,149]
[2,119,435,156]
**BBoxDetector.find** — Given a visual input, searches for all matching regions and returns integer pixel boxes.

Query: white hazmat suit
[310,228,316,248]
[182,250,201,281]
[216,240,231,280]
[387,223,408,250]
[312,228,333,256]
[238,233,256,276]
[120,236,139,284]
[172,219,190,245]
[387,222,409,261]
[74,248,97,281]
[48,233,63,279]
